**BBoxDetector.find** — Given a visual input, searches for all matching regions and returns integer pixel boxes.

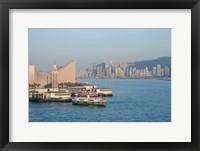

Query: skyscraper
[153,67,157,76]
[157,64,161,76]
[164,67,170,76]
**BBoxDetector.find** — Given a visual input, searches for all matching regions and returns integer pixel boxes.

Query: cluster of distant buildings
[29,60,76,88]
[77,61,170,79]
[29,60,113,102]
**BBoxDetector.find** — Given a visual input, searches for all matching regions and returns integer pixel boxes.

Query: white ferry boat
[72,95,106,106]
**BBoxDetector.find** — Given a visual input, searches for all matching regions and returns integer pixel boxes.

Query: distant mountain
[132,56,171,70]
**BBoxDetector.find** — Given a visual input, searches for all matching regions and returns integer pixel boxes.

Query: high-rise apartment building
[153,67,157,76]
[164,67,170,76]
[157,64,161,76]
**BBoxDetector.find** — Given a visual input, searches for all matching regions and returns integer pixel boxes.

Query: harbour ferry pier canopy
[29,60,76,87]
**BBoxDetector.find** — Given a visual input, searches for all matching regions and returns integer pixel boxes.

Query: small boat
[72,95,106,106]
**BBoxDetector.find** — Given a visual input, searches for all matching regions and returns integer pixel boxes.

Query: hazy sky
[29,28,171,72]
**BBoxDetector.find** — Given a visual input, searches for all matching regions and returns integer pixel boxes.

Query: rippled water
[29,79,171,122]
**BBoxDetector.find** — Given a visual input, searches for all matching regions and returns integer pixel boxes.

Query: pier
[29,84,113,103]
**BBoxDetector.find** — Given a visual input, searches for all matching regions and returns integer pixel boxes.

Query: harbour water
[29,79,171,122]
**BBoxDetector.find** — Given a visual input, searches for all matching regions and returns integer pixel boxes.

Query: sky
[29,28,171,72]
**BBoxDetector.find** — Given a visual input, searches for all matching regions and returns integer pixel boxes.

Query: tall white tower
[52,64,58,88]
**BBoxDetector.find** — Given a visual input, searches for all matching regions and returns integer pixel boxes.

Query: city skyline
[29,28,171,71]
[77,59,170,79]
[29,55,170,84]
[29,55,171,72]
